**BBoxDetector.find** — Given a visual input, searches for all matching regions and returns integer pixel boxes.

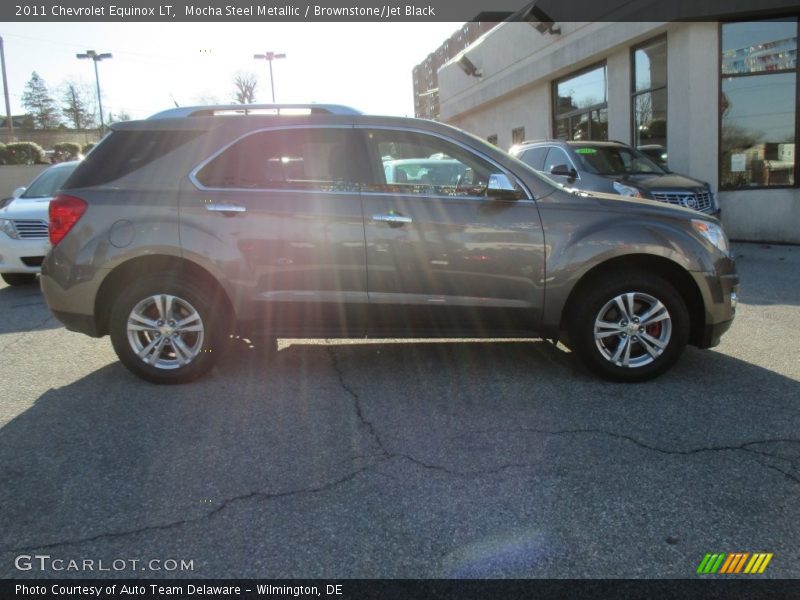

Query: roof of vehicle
[515,139,630,148]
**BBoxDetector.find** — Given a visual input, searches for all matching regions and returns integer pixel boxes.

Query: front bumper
[0,235,50,274]
[691,259,739,349]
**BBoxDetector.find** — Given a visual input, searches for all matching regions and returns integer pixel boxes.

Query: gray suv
[510,140,719,215]
[40,104,738,384]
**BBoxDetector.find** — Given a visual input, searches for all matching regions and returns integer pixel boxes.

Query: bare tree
[61,81,96,129]
[232,72,258,104]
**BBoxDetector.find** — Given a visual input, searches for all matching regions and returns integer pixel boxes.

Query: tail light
[49,194,87,246]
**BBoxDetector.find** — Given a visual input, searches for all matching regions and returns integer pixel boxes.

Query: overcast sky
[0,22,460,120]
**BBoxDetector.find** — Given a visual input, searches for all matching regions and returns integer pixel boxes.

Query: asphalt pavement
[0,242,798,579]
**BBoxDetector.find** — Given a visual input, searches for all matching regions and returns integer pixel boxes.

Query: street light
[253,51,286,103]
[76,49,112,134]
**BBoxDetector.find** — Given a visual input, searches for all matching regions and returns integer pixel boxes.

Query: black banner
[4,579,800,600]
[2,0,799,22]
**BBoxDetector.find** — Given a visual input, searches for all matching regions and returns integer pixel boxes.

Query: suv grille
[651,191,714,213]
[13,219,49,239]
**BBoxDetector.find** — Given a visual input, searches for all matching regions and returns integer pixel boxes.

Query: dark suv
[510,140,719,215]
[40,104,738,384]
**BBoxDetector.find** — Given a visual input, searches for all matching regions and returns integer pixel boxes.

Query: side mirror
[487,173,522,200]
[12,187,26,198]
[550,164,577,179]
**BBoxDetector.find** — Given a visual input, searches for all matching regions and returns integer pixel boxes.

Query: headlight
[692,219,729,254]
[612,182,642,198]
[0,218,18,239]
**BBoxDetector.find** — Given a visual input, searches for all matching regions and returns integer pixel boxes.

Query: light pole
[0,36,14,140]
[76,49,112,134]
[253,51,286,103]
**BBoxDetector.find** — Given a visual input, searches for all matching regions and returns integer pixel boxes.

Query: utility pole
[77,49,112,135]
[0,36,14,140]
[253,51,286,103]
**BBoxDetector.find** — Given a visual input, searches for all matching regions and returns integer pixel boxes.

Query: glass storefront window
[720,19,798,190]
[720,72,796,188]
[632,37,667,149]
[722,19,797,75]
[553,64,608,141]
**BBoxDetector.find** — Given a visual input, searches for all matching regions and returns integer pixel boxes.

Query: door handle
[207,203,247,214]
[373,213,412,225]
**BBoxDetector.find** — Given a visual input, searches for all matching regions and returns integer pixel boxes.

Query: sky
[0,22,461,120]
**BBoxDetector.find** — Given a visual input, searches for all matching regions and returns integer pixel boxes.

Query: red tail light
[49,194,87,246]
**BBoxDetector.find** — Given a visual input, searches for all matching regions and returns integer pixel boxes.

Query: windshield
[22,163,78,198]
[572,146,666,176]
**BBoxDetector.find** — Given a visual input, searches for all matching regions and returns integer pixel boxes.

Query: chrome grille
[651,191,715,213]
[12,219,49,239]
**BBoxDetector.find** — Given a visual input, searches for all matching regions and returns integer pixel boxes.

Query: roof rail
[148,103,362,119]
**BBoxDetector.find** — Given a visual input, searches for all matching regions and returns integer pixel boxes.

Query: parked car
[0,160,80,286]
[510,140,718,215]
[383,157,467,186]
[40,104,737,384]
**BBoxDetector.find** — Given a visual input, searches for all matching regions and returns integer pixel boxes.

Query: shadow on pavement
[0,339,798,577]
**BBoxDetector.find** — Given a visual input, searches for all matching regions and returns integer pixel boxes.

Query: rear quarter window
[63,130,202,189]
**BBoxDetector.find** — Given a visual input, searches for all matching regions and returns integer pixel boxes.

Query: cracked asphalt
[0,242,798,579]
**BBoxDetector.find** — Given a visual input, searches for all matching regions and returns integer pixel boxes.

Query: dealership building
[423,16,799,243]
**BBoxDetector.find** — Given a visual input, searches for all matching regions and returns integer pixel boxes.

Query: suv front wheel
[568,272,689,382]
[109,274,226,384]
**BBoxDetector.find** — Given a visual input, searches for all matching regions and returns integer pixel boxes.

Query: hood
[0,196,52,221]
[565,187,703,217]
[617,172,709,192]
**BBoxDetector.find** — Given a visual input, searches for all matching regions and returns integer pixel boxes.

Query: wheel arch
[559,254,706,347]
[94,255,234,337]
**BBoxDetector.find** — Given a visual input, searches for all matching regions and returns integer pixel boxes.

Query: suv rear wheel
[109,274,226,384]
[568,272,689,382]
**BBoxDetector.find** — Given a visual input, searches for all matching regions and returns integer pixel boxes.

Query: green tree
[21,71,61,129]
[61,81,96,129]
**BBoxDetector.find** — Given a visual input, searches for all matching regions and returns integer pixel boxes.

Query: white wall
[666,23,719,189]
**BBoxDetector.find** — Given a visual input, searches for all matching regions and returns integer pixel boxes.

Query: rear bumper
[50,309,101,337]
[40,250,105,337]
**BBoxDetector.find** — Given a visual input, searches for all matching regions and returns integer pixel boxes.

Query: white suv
[0,160,80,286]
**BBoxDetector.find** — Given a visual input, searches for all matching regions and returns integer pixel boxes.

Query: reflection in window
[367,129,519,198]
[632,37,667,149]
[553,64,608,140]
[720,19,798,190]
[722,19,797,75]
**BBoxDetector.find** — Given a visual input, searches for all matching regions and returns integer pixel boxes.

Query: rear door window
[195,128,361,192]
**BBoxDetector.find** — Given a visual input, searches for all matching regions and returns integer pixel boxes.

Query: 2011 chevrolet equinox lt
[40,104,738,384]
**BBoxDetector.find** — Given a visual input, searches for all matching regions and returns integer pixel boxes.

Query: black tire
[567,271,689,382]
[109,274,229,384]
[2,273,37,286]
